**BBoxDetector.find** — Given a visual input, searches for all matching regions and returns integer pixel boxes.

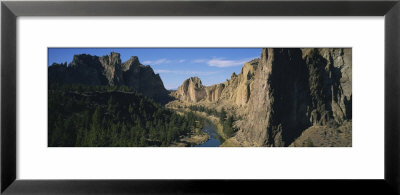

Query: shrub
[304,138,314,147]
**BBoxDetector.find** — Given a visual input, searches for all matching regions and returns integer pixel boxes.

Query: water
[194,124,222,147]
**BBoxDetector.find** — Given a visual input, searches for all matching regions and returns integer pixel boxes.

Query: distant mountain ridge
[48,52,171,104]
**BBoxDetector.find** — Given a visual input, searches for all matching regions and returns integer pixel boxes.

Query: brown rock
[172,59,259,106]
[173,77,207,103]
[237,48,352,146]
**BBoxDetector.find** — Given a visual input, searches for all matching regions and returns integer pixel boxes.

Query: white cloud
[191,57,257,68]
[146,57,257,67]
[207,58,254,68]
[191,59,207,63]
[143,58,171,65]
[155,69,219,76]
[143,59,186,65]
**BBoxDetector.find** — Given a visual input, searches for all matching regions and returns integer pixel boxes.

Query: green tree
[223,115,235,137]
[220,108,227,122]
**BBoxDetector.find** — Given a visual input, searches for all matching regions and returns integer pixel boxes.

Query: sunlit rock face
[173,77,207,103]
[172,59,259,106]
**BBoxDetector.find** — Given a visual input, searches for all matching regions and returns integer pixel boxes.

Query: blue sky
[48,48,261,90]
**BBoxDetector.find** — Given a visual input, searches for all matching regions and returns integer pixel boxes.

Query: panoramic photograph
[48,48,352,147]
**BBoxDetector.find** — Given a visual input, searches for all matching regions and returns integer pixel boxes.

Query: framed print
[1,0,400,194]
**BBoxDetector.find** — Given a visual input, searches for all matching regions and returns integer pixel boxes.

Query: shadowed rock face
[48,52,171,104]
[239,48,352,146]
[302,48,352,125]
[241,49,311,146]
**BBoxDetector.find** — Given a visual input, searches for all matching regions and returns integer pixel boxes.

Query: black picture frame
[1,0,399,194]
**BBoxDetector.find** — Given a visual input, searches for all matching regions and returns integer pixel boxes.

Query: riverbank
[187,110,228,141]
[194,124,223,147]
[170,128,210,147]
[189,111,246,147]
[166,104,229,146]
[185,111,228,145]
[181,130,210,146]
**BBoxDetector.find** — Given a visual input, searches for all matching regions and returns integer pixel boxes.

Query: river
[194,124,223,147]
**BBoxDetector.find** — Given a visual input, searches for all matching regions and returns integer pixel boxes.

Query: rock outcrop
[237,48,352,146]
[173,77,207,103]
[99,52,124,86]
[205,83,225,102]
[221,59,258,106]
[172,59,259,106]
[48,52,171,104]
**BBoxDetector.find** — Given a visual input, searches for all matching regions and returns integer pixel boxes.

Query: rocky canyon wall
[173,48,352,146]
[172,59,259,106]
[238,48,352,146]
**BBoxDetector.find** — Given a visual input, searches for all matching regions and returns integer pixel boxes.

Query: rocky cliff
[237,48,352,146]
[173,77,207,103]
[172,48,351,147]
[220,59,258,106]
[48,52,170,104]
[172,59,259,106]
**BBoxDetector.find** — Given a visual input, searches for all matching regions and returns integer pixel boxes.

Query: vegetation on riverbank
[48,84,205,147]
[169,103,241,146]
